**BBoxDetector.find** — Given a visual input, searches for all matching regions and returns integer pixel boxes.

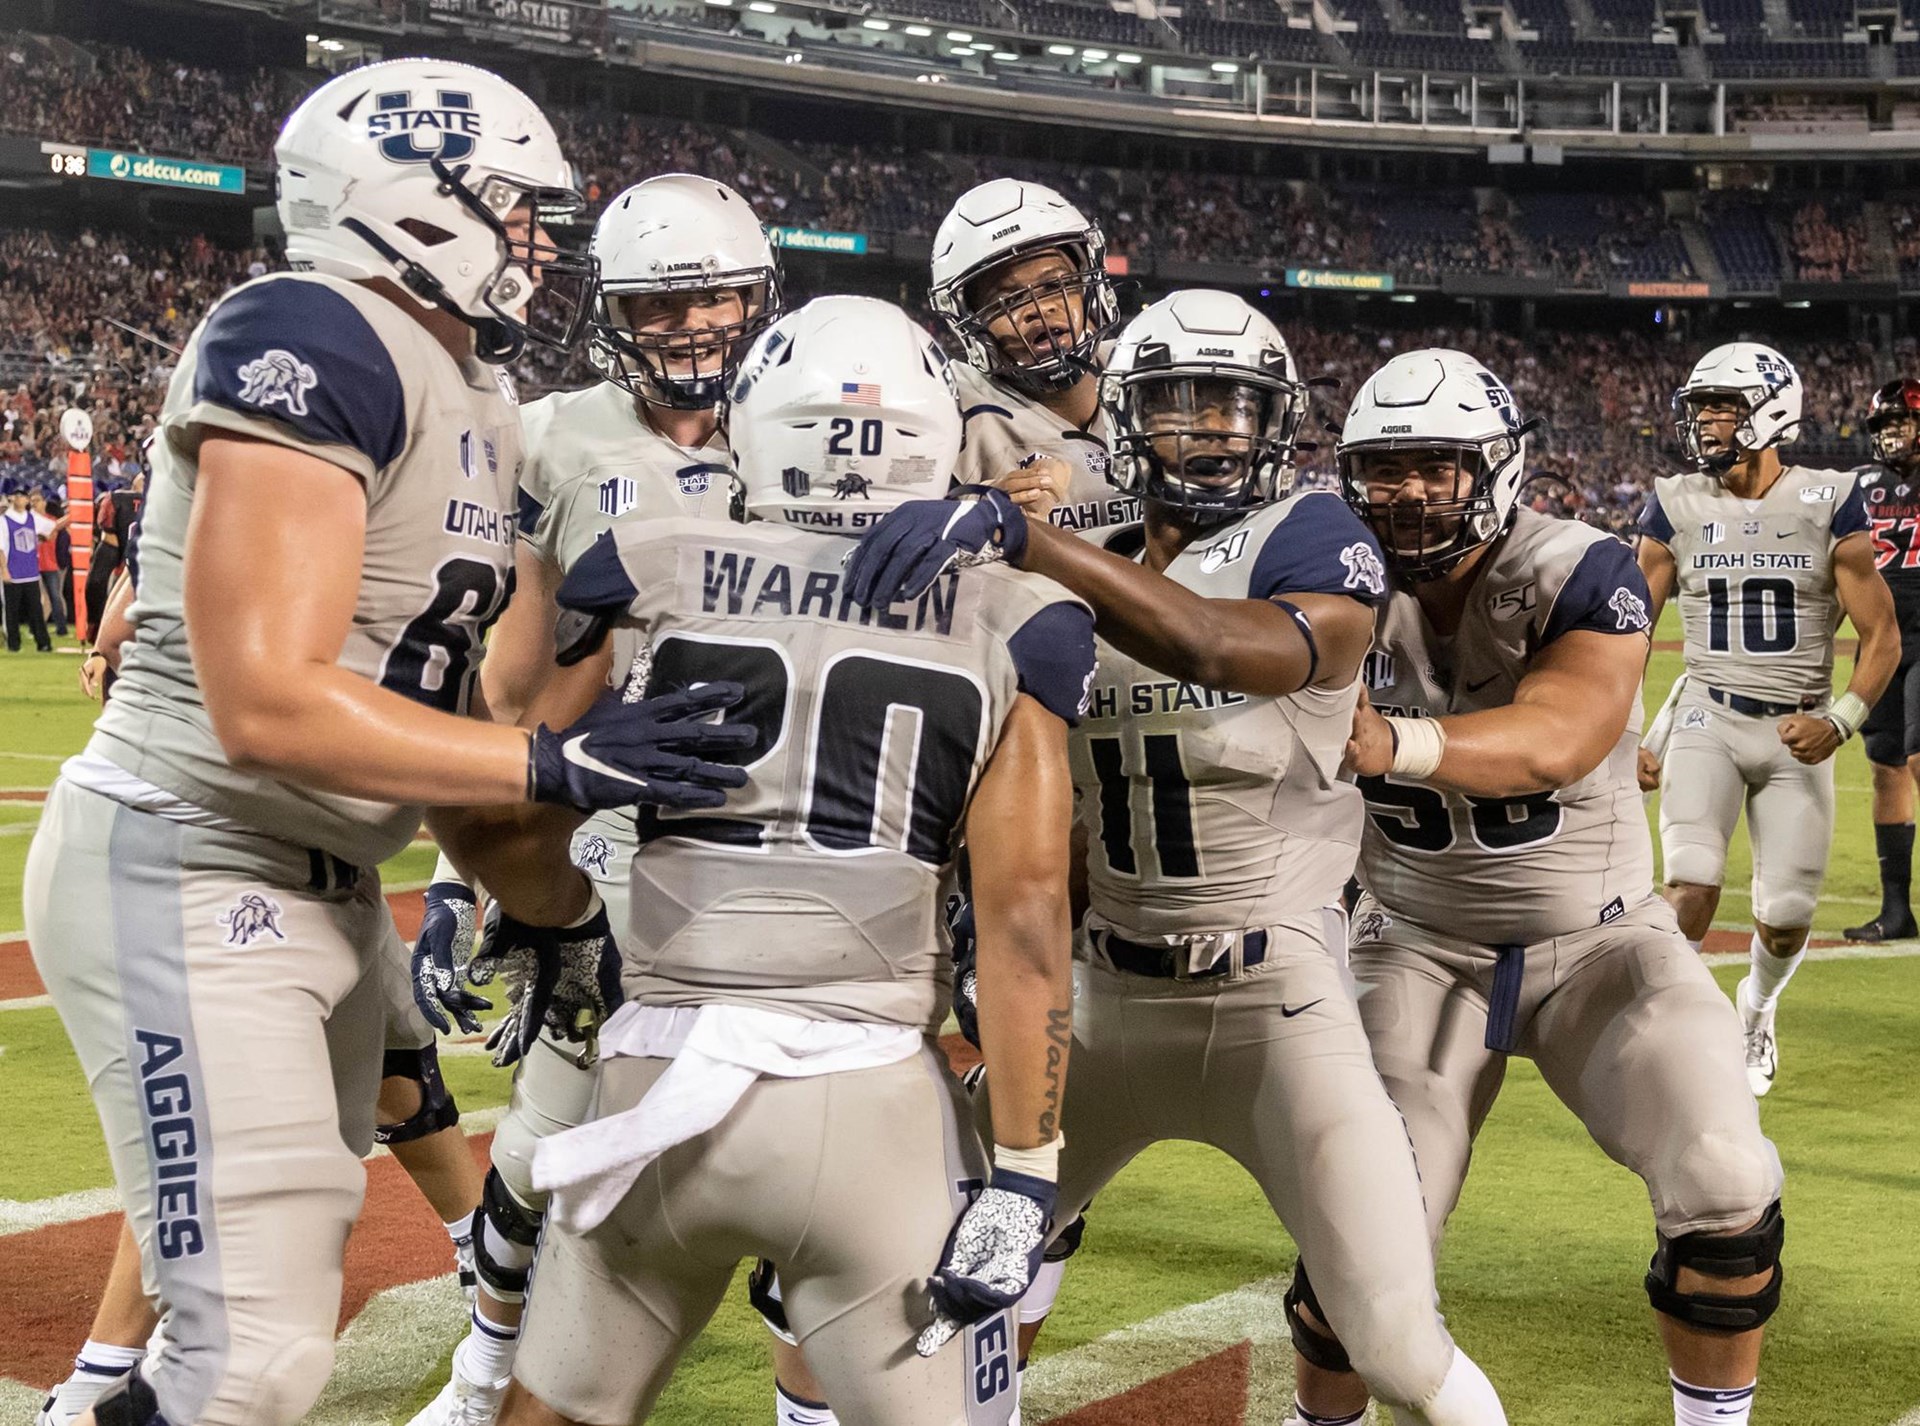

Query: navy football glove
[469,891,625,1069]
[412,879,491,1035]
[945,891,980,1051]
[844,486,1028,610]
[917,1168,1058,1356]
[528,684,754,813]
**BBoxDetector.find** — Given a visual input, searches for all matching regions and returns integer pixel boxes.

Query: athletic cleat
[35,1389,62,1426]
[408,1367,508,1426]
[1736,976,1778,1098]
[1842,911,1918,943]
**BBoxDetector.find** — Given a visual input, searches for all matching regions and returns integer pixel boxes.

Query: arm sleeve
[1635,487,1675,545]
[1245,491,1389,605]
[1831,476,1870,542]
[1541,536,1654,644]
[186,278,406,483]
[1006,600,1098,726]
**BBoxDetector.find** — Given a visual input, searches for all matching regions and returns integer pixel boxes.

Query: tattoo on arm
[1037,1005,1070,1142]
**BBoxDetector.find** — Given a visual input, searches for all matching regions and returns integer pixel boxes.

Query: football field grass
[3,611,1916,1422]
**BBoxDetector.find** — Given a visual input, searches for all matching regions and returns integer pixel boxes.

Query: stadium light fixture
[863,17,892,28]
[968,40,996,49]
[1116,51,1143,62]
[1211,59,1240,72]
[1783,300,1811,309]
[750,2,778,11]
[950,45,975,54]
[785,49,805,61]
[947,29,973,40]
[1391,293,1417,303]
[993,49,1019,58]
[305,32,320,41]
[1048,43,1077,54]
[904,23,933,34]
[1082,47,1110,60]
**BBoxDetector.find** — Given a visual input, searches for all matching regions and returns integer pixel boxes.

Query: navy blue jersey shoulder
[1541,535,1652,644]
[1636,488,1674,544]
[555,529,639,615]
[193,278,406,471]
[517,487,545,539]
[1832,476,1870,540]
[1007,600,1097,726]
[1246,491,1388,604]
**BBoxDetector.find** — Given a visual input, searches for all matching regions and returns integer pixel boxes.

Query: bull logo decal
[236,350,318,417]
[219,893,287,946]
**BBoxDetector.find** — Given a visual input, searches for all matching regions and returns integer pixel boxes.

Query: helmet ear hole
[397,218,457,247]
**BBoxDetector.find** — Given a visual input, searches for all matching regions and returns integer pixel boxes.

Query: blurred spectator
[3,480,53,651]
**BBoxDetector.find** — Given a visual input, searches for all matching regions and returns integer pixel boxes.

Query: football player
[21,61,746,1426]
[846,290,1509,1426]
[1846,376,1920,941]
[932,178,1133,531]
[1635,343,1898,1095]
[410,172,781,1426]
[1285,349,1785,1426]
[449,296,1092,1426]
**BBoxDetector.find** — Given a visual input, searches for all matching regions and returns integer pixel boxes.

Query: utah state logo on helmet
[368,89,483,165]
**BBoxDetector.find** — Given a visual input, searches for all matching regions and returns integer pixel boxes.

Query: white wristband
[1827,691,1871,742]
[994,1135,1063,1185]
[1385,715,1448,781]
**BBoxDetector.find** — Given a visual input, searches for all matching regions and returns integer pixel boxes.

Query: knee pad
[91,1366,171,1426]
[1044,1210,1086,1264]
[474,1167,544,1303]
[1751,878,1818,932]
[747,1258,798,1345]
[1646,1199,1784,1333]
[253,1333,337,1426]
[373,1046,459,1146]
[1864,722,1905,769]
[1663,838,1728,892]
[1283,1263,1354,1375]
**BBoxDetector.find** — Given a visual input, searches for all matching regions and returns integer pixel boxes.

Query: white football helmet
[590,174,783,410]
[1672,342,1802,474]
[929,178,1118,397]
[1100,290,1307,521]
[1338,349,1535,580]
[275,58,592,363]
[728,296,961,534]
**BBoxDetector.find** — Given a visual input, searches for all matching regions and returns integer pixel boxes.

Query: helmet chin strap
[341,218,524,364]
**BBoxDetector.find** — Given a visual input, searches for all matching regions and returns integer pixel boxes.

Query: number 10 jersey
[587,517,1096,1031]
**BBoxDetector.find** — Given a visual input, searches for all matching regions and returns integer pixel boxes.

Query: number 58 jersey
[577,517,1096,1032]
[1357,510,1655,946]
[85,273,522,867]
[1073,491,1389,940]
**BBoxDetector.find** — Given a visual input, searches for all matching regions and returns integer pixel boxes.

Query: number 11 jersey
[577,516,1096,1032]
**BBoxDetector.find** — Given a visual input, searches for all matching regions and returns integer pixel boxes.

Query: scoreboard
[33,139,247,194]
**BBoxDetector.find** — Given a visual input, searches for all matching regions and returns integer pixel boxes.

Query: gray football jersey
[1074,491,1389,941]
[87,273,521,866]
[517,380,733,573]
[1638,465,1871,705]
[951,361,1139,532]
[586,517,1095,1030]
[518,380,738,873]
[1356,510,1656,946]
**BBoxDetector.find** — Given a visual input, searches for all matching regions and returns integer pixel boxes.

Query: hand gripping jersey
[86,272,522,866]
[517,380,733,571]
[1638,465,1870,706]
[518,380,738,886]
[587,516,1095,1030]
[1074,491,1387,939]
[951,361,1138,532]
[1357,510,1655,945]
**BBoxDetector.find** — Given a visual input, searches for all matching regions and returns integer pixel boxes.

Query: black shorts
[1862,657,1920,766]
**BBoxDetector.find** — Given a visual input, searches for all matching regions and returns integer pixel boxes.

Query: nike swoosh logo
[1775,530,1793,538]
[562,734,644,786]
[1464,675,1500,693]
[1280,999,1325,1018]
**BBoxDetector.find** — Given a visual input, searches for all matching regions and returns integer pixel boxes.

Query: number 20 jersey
[1637,464,1869,706]
[86,272,522,867]
[1357,510,1655,946]
[580,516,1096,1030]
[1074,491,1389,940]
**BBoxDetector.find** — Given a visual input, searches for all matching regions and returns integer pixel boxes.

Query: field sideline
[2,607,1916,1423]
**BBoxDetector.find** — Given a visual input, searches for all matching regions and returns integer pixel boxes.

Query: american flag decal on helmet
[841,382,882,405]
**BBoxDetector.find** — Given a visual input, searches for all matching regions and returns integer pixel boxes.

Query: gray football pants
[24,779,419,1426]
[1349,891,1783,1245]
[513,1042,1019,1426]
[1021,909,1459,1413]
[1659,688,1835,928]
